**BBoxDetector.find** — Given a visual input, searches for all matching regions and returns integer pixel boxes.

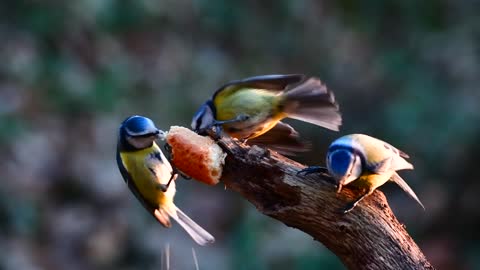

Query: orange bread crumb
[166,126,226,185]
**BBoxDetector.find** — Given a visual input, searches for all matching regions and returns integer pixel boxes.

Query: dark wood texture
[217,137,434,270]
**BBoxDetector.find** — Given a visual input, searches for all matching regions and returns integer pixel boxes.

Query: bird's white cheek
[127,136,153,149]
[346,155,363,183]
[350,162,363,179]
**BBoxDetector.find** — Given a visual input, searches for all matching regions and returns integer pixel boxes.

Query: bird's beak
[336,176,347,193]
[155,129,167,140]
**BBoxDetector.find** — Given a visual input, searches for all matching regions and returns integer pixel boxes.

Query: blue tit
[299,134,424,213]
[116,115,215,245]
[191,74,342,155]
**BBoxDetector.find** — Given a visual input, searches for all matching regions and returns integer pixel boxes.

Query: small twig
[192,247,199,270]
[162,242,170,270]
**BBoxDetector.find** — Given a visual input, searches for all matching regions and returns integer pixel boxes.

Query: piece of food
[166,126,226,185]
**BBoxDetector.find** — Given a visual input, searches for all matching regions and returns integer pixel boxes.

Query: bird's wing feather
[360,135,413,171]
[391,172,425,210]
[246,121,311,155]
[213,74,305,98]
[382,143,414,171]
[369,156,392,173]
[116,149,171,227]
[281,78,341,131]
[163,205,215,246]
[383,142,410,158]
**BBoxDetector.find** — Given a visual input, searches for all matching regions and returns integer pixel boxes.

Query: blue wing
[212,74,305,100]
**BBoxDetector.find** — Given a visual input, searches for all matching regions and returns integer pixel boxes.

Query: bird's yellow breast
[214,88,280,119]
[120,146,171,206]
[213,88,287,139]
[350,172,393,191]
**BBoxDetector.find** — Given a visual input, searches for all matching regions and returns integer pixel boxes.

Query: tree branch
[217,137,434,270]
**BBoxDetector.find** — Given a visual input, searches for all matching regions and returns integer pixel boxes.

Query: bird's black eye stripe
[195,114,203,130]
[131,132,158,138]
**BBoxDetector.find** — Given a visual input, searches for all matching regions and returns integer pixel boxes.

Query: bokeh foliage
[0,0,479,269]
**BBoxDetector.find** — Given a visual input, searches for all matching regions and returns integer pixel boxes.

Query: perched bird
[299,134,424,213]
[191,74,342,155]
[116,115,215,245]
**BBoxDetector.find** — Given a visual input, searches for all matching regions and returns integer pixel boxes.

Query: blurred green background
[0,0,479,269]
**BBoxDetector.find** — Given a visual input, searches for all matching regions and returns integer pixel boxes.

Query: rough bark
[216,137,434,270]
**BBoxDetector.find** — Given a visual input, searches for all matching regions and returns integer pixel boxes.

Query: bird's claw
[173,167,191,180]
[163,143,172,155]
[342,202,356,214]
[211,125,224,140]
[336,184,343,193]
[158,184,168,192]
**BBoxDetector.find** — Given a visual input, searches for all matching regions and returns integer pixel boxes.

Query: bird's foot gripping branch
[165,126,434,270]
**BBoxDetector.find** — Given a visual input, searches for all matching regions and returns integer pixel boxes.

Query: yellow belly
[120,148,173,207]
[214,89,286,139]
[225,113,286,139]
[349,173,392,193]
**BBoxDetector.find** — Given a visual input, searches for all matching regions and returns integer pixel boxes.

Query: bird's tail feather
[391,172,425,210]
[165,205,215,246]
[282,78,342,131]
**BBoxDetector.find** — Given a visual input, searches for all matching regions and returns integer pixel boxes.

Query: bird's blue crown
[328,149,354,177]
[121,115,157,136]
